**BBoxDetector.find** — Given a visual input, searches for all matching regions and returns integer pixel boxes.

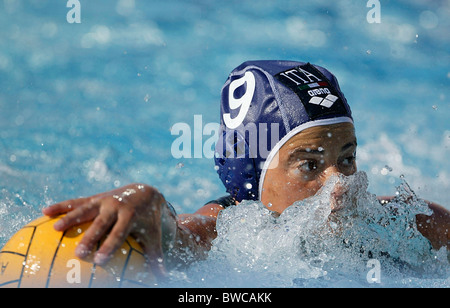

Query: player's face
[260,123,357,213]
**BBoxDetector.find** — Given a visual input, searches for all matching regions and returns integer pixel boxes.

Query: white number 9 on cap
[223,71,255,129]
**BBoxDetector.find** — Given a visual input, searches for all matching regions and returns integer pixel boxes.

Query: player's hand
[42,183,177,278]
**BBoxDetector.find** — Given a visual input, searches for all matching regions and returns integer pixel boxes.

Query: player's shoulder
[190,195,236,218]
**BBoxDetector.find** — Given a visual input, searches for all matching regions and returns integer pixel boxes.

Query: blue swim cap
[214,60,353,202]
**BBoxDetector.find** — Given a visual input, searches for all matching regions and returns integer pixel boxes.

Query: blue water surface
[0,0,448,286]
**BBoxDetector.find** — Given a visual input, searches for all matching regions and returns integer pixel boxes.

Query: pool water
[171,172,449,287]
[0,0,449,287]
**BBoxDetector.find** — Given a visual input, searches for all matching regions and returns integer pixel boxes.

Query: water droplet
[176,162,184,169]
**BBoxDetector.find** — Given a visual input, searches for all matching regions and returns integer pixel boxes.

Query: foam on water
[1,171,448,288]
[0,189,41,246]
[166,172,449,287]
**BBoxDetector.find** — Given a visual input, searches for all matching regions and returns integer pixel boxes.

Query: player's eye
[340,152,356,170]
[298,160,319,173]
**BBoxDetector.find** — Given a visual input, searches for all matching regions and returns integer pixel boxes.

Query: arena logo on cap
[275,63,349,120]
[309,94,339,108]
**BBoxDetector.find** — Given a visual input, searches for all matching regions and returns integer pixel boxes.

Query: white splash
[171,171,449,287]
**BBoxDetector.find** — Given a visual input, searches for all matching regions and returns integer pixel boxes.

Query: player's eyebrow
[287,139,357,163]
[287,148,324,165]
[341,140,358,152]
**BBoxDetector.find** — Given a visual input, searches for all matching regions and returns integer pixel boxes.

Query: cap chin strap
[257,116,354,201]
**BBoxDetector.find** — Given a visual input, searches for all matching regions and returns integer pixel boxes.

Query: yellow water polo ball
[0,215,157,288]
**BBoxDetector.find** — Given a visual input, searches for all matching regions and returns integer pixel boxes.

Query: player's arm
[416,201,450,251]
[42,184,222,277]
[168,203,223,266]
[378,196,450,251]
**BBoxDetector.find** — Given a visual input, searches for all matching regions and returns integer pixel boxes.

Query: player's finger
[52,201,99,231]
[74,208,117,259]
[92,209,134,265]
[42,197,90,217]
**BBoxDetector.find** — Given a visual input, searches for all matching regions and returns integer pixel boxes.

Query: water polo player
[43,60,450,276]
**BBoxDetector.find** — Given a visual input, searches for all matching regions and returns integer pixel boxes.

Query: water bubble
[113,195,123,202]
[176,162,184,169]
[380,165,393,175]
[419,11,439,29]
